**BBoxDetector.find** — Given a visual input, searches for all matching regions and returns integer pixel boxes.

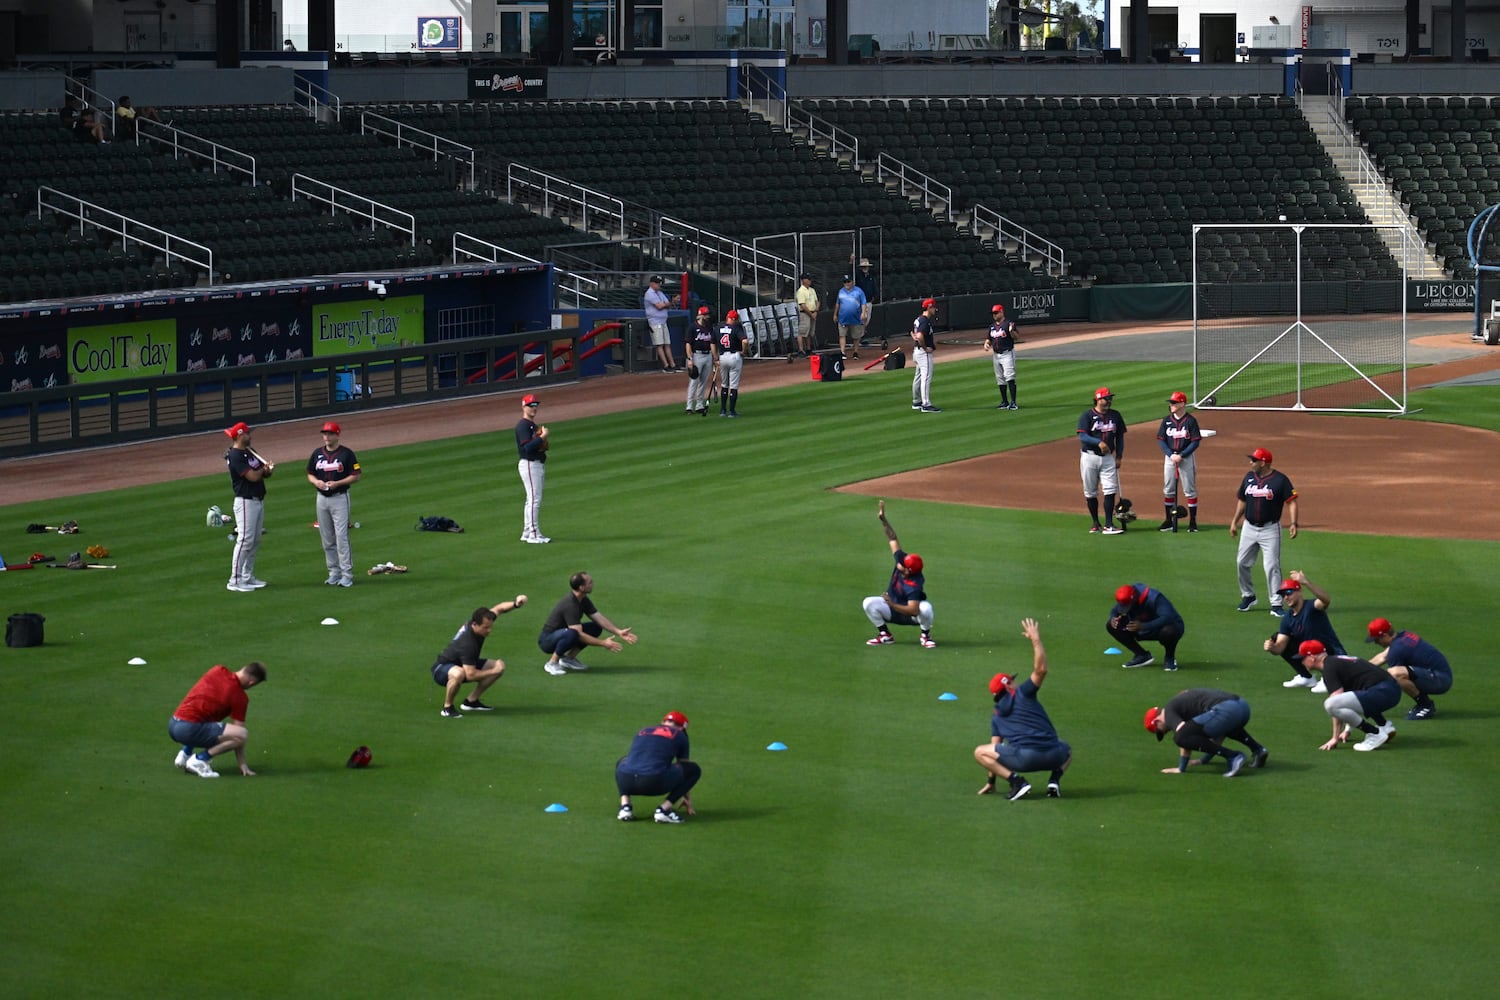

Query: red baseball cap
[1276,579,1302,594]
[1144,706,1165,739]
[1298,639,1326,658]
[1249,447,1273,463]
[697,306,710,315]
[663,710,688,728]
[726,309,739,321]
[922,298,936,309]
[224,421,250,439]
[1115,584,1137,605]
[990,673,1014,696]
[1094,387,1114,401]
[521,394,540,406]
[321,421,341,435]
[1366,617,1394,643]
[902,553,923,573]
[1167,391,1188,404]
[992,303,1005,313]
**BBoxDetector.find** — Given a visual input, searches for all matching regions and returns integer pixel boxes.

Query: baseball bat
[248,446,275,472]
[863,349,899,371]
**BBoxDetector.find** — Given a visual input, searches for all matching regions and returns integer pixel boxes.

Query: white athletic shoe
[543,660,568,676]
[560,656,588,671]
[1310,679,1328,694]
[1101,526,1125,535]
[226,581,254,592]
[525,535,552,544]
[1353,729,1390,752]
[246,578,268,589]
[173,749,189,770]
[185,755,219,778]
[1282,675,1318,688]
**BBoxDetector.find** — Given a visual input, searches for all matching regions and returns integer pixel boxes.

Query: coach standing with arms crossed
[225,421,272,592]
[1230,447,1298,614]
[910,298,939,412]
[516,394,549,543]
[307,420,361,587]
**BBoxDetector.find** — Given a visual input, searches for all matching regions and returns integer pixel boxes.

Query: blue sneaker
[1224,752,1246,778]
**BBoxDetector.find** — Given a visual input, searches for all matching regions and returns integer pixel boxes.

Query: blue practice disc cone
[766,741,788,751]
[544,803,569,813]
[938,692,958,701]
[1104,647,1124,655]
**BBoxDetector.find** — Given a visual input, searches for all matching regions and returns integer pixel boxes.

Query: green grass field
[2,358,1495,998]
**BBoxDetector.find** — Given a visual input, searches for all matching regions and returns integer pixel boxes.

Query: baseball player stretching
[515,394,549,543]
[717,310,745,417]
[305,420,361,587]
[910,298,940,412]
[863,500,936,647]
[1157,391,1201,532]
[982,303,1020,409]
[1077,387,1126,534]
[1229,447,1298,614]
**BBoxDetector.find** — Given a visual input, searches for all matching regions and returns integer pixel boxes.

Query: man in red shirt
[168,662,267,778]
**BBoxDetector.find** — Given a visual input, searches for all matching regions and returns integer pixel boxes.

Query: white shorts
[647,320,670,347]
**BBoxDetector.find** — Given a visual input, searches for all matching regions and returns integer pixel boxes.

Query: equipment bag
[883,350,906,370]
[6,612,45,647]
[416,515,464,533]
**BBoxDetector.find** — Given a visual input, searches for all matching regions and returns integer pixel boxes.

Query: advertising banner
[468,67,549,99]
[182,315,312,372]
[313,296,426,356]
[67,320,178,385]
[6,333,68,392]
[418,16,463,51]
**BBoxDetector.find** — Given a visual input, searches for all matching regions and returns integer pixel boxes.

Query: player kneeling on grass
[974,618,1072,801]
[1365,617,1452,721]
[863,500,936,648]
[1107,582,1185,671]
[169,661,267,778]
[1299,640,1402,752]
[430,597,527,718]
[615,711,700,825]
[1144,689,1268,777]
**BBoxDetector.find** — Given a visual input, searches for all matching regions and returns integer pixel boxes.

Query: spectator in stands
[856,258,882,349]
[115,96,162,138]
[67,103,107,144]
[643,274,677,373]
[284,39,298,52]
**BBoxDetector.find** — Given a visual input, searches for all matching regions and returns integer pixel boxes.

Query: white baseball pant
[1236,522,1283,601]
[686,352,713,410]
[316,490,353,584]
[990,349,1016,384]
[230,496,264,586]
[911,349,933,406]
[518,458,545,540]
[863,595,934,631]
[1079,451,1119,497]
[1163,455,1197,501]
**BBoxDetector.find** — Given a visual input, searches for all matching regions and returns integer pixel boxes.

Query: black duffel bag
[6,612,45,647]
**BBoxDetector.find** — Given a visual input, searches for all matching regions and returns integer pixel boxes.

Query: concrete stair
[1300,94,1447,278]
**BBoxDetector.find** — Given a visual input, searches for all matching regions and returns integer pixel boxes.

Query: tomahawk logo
[13,345,29,366]
[190,328,204,346]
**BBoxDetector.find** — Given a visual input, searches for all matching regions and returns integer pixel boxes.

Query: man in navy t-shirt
[862,500,935,648]
[973,618,1072,801]
[1367,617,1452,720]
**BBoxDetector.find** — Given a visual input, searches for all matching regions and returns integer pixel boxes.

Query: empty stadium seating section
[800,95,1399,285]
[1345,95,1500,278]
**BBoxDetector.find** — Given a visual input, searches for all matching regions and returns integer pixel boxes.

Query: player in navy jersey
[717,310,745,417]
[1231,447,1298,613]
[1108,582,1186,671]
[1300,640,1402,752]
[1156,391,1200,531]
[305,419,360,587]
[1077,387,1127,534]
[1366,617,1452,720]
[982,303,1021,409]
[615,710,699,824]
[910,298,940,412]
[515,394,549,543]
[1264,571,1345,691]
[224,421,273,592]
[974,618,1072,800]
[862,500,935,647]
[685,306,718,415]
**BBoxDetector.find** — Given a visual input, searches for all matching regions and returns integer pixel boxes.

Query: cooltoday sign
[468,67,548,99]
[313,296,426,356]
[68,319,176,384]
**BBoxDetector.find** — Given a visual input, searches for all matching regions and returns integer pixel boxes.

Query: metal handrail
[505,163,628,241]
[134,119,257,186]
[290,173,416,245]
[64,76,117,138]
[294,77,342,122]
[660,215,798,299]
[452,233,600,308]
[970,203,1066,277]
[361,111,477,190]
[37,185,214,281]
[875,152,953,222]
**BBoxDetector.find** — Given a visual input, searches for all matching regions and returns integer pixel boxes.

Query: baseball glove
[86,544,110,559]
[1171,504,1189,519]
[687,362,700,380]
[1116,498,1138,524]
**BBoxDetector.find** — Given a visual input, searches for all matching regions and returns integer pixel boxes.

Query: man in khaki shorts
[794,273,819,359]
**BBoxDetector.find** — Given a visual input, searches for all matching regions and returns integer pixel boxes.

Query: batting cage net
[1192,223,1411,414]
